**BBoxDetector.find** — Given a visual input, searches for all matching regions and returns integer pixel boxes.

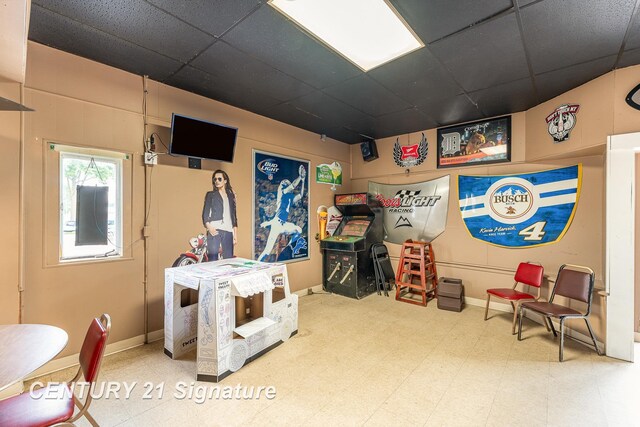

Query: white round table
[0,324,68,392]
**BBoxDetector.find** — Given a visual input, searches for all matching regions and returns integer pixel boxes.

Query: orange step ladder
[395,240,438,306]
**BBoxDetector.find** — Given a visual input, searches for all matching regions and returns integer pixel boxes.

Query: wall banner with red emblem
[393,133,428,168]
[368,175,449,244]
[546,104,580,143]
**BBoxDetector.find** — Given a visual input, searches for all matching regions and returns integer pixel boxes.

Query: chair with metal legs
[0,314,111,426]
[484,262,545,334]
[517,264,602,361]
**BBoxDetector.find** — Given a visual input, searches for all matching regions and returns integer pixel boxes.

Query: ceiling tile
[221,5,361,89]
[146,0,260,37]
[535,55,616,102]
[626,10,640,50]
[521,0,635,74]
[29,5,183,81]
[372,108,438,139]
[390,0,513,43]
[33,0,215,62]
[27,0,640,144]
[191,42,314,102]
[320,126,362,144]
[165,66,283,113]
[429,13,530,92]
[261,102,362,143]
[517,0,543,7]
[289,91,376,135]
[322,75,411,117]
[418,95,482,127]
[267,102,325,134]
[468,78,537,117]
[618,47,640,68]
[368,48,462,106]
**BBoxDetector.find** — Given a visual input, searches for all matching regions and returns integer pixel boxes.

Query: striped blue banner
[458,165,581,247]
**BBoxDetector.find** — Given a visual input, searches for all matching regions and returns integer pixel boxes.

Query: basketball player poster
[253,150,310,263]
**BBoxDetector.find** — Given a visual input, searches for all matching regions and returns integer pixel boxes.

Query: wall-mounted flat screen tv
[169,113,237,163]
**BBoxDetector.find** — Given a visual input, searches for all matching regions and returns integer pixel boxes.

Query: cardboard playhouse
[164,258,298,382]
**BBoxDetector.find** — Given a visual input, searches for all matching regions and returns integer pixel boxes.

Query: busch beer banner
[368,176,449,244]
[458,165,581,248]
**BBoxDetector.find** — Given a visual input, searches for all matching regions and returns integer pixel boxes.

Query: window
[59,151,123,261]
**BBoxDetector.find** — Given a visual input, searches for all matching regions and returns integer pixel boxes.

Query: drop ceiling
[28,0,640,144]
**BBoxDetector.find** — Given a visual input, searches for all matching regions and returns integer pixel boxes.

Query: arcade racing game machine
[321,193,383,299]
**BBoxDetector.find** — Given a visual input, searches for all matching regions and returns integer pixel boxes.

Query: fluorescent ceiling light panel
[268,0,424,72]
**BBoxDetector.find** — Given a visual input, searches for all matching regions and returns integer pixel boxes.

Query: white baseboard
[0,382,24,400]
[297,285,324,297]
[465,295,512,313]
[26,329,165,380]
[147,328,164,343]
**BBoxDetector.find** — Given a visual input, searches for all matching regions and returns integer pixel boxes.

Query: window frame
[59,151,123,262]
[44,142,131,267]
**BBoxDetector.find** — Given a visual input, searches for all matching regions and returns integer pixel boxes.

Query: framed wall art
[253,150,310,263]
[437,116,511,168]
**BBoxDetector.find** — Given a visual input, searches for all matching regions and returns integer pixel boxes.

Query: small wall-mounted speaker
[188,157,202,169]
[360,140,378,162]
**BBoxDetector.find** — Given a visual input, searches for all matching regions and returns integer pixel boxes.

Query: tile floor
[30,293,640,426]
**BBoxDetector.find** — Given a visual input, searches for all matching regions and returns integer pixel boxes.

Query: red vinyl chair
[0,314,111,427]
[484,262,545,334]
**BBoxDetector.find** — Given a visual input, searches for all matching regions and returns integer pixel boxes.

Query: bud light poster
[458,165,582,248]
[253,150,310,263]
[368,176,450,244]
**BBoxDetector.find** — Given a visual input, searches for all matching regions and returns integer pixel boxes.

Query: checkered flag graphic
[394,189,421,198]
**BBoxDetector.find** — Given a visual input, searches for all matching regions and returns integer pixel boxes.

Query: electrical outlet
[144,152,157,165]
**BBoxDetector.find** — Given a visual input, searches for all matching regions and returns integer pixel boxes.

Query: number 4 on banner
[519,221,547,241]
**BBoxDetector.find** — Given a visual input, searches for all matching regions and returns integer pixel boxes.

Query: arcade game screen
[340,220,370,237]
